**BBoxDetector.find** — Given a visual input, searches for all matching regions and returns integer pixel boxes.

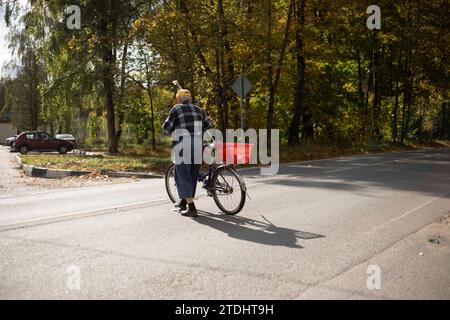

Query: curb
[14,154,96,178]
[22,164,92,178]
[14,154,162,179]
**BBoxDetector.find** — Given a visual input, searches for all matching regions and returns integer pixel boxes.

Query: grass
[20,146,172,175]
[19,140,449,176]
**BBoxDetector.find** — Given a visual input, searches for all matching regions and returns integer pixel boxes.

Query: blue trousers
[173,135,202,199]
[174,163,200,199]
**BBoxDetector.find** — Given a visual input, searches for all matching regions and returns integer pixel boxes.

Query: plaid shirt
[163,103,212,136]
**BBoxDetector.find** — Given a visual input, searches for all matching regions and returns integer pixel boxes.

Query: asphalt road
[0,147,449,299]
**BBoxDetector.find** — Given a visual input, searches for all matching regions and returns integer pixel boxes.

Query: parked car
[14,131,74,155]
[56,134,76,147]
[5,135,17,147]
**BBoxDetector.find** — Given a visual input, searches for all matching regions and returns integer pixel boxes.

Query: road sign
[231,74,253,129]
[231,75,253,98]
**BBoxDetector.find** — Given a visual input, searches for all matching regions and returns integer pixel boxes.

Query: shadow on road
[195,211,325,248]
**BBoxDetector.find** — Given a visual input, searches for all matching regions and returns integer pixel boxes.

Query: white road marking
[0,197,169,232]
[326,160,399,173]
[325,153,440,173]
[0,190,57,200]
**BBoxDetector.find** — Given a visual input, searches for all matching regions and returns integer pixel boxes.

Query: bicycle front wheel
[211,166,246,215]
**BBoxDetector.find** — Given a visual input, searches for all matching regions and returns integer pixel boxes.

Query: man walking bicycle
[163,89,212,217]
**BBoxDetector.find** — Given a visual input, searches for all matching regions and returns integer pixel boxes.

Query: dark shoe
[181,207,198,218]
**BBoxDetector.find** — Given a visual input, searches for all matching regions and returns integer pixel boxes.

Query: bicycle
[165,142,252,215]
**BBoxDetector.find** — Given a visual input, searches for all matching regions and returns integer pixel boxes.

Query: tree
[2,0,448,151]
[288,0,307,145]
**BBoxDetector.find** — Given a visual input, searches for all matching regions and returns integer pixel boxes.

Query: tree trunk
[221,4,236,128]
[267,0,294,132]
[267,0,274,131]
[217,0,229,132]
[147,86,156,150]
[371,32,382,140]
[440,102,450,140]
[400,60,411,144]
[298,0,313,142]
[102,63,119,154]
[288,0,306,145]
[117,39,129,140]
[392,81,400,143]
[356,48,365,137]
[215,48,226,134]
[30,51,39,130]
[392,57,402,143]
[100,8,119,154]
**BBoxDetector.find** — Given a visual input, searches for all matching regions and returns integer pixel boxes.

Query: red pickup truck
[14,131,74,154]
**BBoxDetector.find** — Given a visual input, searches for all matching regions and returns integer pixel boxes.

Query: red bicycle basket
[215,143,254,164]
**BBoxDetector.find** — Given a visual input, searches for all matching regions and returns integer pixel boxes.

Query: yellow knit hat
[176,89,192,99]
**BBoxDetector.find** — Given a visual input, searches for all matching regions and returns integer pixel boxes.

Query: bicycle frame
[197,164,222,193]
[196,163,245,196]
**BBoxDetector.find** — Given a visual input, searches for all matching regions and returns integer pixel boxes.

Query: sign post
[231,74,253,129]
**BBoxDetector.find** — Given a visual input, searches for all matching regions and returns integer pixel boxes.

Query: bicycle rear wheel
[211,166,246,215]
[165,164,180,204]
